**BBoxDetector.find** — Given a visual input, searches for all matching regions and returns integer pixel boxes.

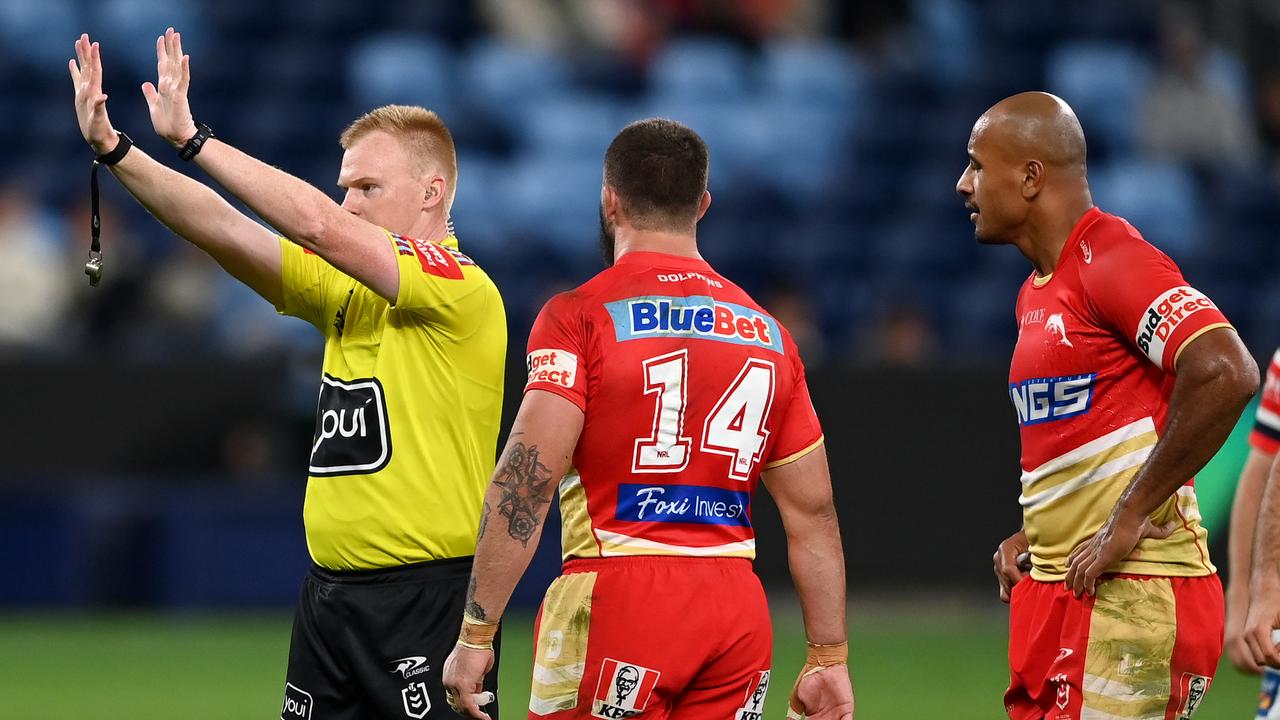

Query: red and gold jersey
[1249,349,1280,456]
[525,251,823,561]
[1009,208,1232,581]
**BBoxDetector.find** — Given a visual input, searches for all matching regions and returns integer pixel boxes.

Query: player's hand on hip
[69,34,119,155]
[140,27,198,148]
[993,528,1031,603]
[1225,584,1263,674]
[788,665,854,720]
[1065,513,1175,598]
[1242,590,1280,669]
[442,644,496,720]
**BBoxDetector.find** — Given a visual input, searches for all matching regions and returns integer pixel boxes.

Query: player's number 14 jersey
[525,252,824,561]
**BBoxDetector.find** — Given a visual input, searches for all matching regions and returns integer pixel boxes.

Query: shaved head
[956,92,1095,250]
[974,92,1087,172]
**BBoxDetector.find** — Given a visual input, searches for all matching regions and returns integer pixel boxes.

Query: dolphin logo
[1046,313,1073,347]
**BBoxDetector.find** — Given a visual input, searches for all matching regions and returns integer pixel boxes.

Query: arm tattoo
[494,441,553,547]
[477,501,491,541]
[465,576,486,620]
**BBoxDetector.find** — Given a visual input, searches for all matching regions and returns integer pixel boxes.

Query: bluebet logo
[616,484,751,527]
[605,296,783,353]
[1009,373,1095,426]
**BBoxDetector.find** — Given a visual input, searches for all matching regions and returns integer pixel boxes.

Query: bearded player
[960,92,1258,719]
[442,119,854,719]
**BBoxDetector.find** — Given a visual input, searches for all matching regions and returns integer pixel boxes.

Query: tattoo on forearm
[477,501,491,541]
[494,441,552,547]
[466,576,486,620]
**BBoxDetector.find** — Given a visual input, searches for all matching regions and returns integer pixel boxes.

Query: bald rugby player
[958,92,1258,719]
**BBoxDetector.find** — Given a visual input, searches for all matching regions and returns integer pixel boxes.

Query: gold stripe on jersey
[593,528,757,558]
[558,471,599,560]
[764,435,825,469]
[1172,322,1234,369]
[529,572,595,715]
[1022,417,1214,581]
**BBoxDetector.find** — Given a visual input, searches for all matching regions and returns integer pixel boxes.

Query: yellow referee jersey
[279,231,505,570]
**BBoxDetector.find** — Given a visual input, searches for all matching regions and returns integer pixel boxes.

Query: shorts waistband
[310,555,474,585]
[563,555,752,574]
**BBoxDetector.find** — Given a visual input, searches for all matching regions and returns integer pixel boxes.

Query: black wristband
[178,122,214,161]
[95,131,133,166]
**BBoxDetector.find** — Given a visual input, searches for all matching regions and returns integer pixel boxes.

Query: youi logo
[605,296,783,353]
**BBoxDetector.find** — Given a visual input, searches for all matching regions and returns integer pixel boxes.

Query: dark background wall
[0,359,1026,608]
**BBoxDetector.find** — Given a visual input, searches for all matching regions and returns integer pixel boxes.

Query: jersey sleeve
[389,232,499,334]
[1250,349,1280,455]
[525,292,589,412]
[1081,229,1232,373]
[764,340,824,469]
[279,237,348,331]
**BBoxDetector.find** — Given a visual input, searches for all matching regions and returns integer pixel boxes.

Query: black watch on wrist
[178,122,214,161]
[95,131,133,166]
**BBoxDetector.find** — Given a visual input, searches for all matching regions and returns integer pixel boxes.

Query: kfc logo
[527,349,578,389]
[1176,673,1210,718]
[735,671,770,720]
[592,659,660,718]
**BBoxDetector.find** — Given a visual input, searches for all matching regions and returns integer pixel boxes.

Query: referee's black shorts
[282,556,501,720]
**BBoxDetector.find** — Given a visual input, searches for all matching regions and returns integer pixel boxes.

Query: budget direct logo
[1135,286,1217,366]
[605,296,783,353]
[527,349,578,389]
[616,484,752,527]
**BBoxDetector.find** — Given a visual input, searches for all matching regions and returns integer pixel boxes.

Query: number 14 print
[633,350,776,481]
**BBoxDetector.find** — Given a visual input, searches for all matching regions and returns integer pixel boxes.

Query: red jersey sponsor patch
[407,236,464,279]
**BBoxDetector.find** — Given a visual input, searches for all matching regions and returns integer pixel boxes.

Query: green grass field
[0,601,1262,718]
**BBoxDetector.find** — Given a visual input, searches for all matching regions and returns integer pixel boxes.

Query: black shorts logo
[309,375,392,476]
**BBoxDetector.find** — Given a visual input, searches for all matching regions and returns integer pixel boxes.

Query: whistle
[85,251,103,287]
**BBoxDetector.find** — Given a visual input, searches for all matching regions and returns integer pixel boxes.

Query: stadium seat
[759,41,864,112]
[1045,41,1152,158]
[461,40,573,133]
[649,38,750,101]
[1088,160,1201,260]
[92,0,204,80]
[347,33,455,119]
[523,95,626,161]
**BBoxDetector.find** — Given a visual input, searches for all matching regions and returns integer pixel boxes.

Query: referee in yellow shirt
[70,30,505,719]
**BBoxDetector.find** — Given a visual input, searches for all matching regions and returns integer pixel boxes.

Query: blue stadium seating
[1045,41,1151,159]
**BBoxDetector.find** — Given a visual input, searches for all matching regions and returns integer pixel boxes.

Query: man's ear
[424,175,446,211]
[695,190,712,222]
[1021,160,1045,201]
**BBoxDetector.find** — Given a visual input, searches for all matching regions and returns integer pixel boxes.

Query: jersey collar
[614,251,712,272]
[1030,207,1103,289]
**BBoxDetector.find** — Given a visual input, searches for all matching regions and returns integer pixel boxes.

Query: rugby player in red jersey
[958,92,1258,719]
[1226,348,1280,715]
[442,119,854,719]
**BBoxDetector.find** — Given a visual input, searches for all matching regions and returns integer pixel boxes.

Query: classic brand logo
[616,484,752,527]
[1135,286,1217,366]
[390,656,430,679]
[309,375,392,476]
[605,296,783,354]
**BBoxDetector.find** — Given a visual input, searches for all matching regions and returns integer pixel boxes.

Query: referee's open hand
[69,34,118,156]
[140,27,198,149]
[442,644,495,720]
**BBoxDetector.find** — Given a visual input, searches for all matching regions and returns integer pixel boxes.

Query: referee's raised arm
[70,33,283,308]
[142,27,407,305]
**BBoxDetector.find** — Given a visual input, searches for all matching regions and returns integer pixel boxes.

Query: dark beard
[598,205,615,267]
